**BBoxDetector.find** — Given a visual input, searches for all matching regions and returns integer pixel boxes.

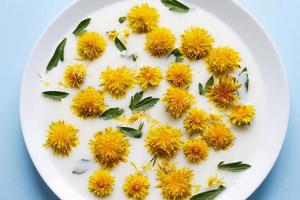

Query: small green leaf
[204,76,214,94]
[218,161,251,172]
[119,16,126,23]
[118,122,144,138]
[161,0,190,13]
[129,91,144,109]
[245,75,250,91]
[169,48,183,62]
[190,185,225,200]
[42,91,69,101]
[73,18,91,36]
[115,36,127,52]
[239,67,248,75]
[149,156,157,167]
[129,53,138,62]
[101,108,124,120]
[131,97,160,112]
[198,83,204,96]
[46,38,67,72]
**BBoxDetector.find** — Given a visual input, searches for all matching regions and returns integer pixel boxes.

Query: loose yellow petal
[137,66,162,90]
[166,62,192,88]
[127,3,159,33]
[89,127,130,168]
[203,123,235,150]
[183,108,208,135]
[145,125,182,159]
[229,104,256,126]
[77,32,106,61]
[100,66,136,99]
[145,27,176,57]
[123,172,150,200]
[64,64,87,88]
[180,27,214,60]
[183,139,209,163]
[163,87,195,119]
[207,175,224,187]
[206,47,241,75]
[88,169,115,197]
[44,121,79,157]
[71,86,106,119]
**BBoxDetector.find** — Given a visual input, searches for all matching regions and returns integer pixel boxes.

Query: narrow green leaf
[129,91,144,109]
[131,97,160,112]
[118,122,144,138]
[42,91,69,101]
[101,108,124,120]
[46,38,67,72]
[204,76,214,94]
[218,161,251,172]
[73,18,91,36]
[115,36,127,52]
[190,185,225,200]
[161,0,190,13]
[245,75,249,91]
[198,83,204,96]
[72,170,87,175]
[129,53,138,62]
[149,156,158,167]
[169,48,183,62]
[239,67,248,75]
[119,16,126,23]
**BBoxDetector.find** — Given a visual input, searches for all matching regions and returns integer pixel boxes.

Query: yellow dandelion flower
[180,27,214,60]
[145,125,182,159]
[207,76,241,109]
[166,62,192,87]
[183,139,209,163]
[64,64,87,88]
[230,104,256,126]
[106,30,119,41]
[77,32,106,61]
[157,162,194,200]
[44,121,79,157]
[206,47,242,75]
[163,87,195,119]
[183,108,208,135]
[100,66,136,98]
[88,169,115,198]
[71,86,106,119]
[138,66,162,90]
[207,175,224,187]
[123,172,150,200]
[89,127,130,168]
[145,27,176,57]
[203,123,235,150]
[127,3,159,33]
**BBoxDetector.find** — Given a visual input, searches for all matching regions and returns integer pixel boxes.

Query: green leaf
[118,122,144,138]
[73,18,91,36]
[198,83,204,96]
[101,107,124,120]
[119,16,126,23]
[169,48,183,62]
[131,97,160,112]
[129,91,144,109]
[46,38,67,72]
[245,75,250,91]
[115,36,127,52]
[218,161,251,172]
[149,156,158,167]
[239,67,247,75]
[129,53,138,62]
[161,0,190,13]
[42,91,69,101]
[204,76,214,94]
[190,185,225,200]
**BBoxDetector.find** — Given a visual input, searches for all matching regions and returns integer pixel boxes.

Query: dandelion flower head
[64,64,87,88]
[166,62,192,88]
[88,169,115,197]
[183,139,209,163]
[183,108,208,135]
[230,104,256,126]
[138,66,162,90]
[123,172,150,200]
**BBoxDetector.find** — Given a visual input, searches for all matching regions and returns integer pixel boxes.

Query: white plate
[20,0,289,199]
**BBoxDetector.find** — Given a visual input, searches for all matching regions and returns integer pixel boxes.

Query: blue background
[0,0,299,199]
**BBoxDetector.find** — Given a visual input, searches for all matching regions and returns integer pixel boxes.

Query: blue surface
[0,0,299,199]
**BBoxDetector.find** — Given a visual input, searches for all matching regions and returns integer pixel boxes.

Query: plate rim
[19,0,290,199]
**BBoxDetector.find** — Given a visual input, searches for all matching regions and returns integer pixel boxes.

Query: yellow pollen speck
[123,172,150,200]
[89,127,130,168]
[229,104,256,126]
[64,64,87,88]
[127,3,159,33]
[77,32,106,61]
[166,62,192,88]
[44,121,79,157]
[138,66,162,90]
[180,27,214,60]
[183,108,208,135]
[88,169,115,198]
[145,27,176,57]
